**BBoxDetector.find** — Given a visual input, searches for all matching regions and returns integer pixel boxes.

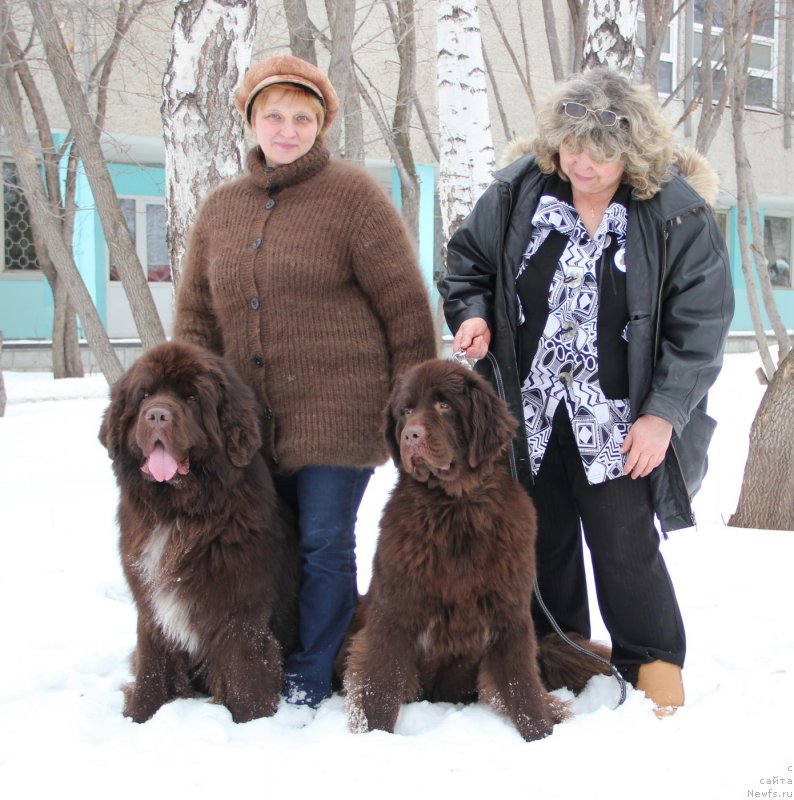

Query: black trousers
[529,404,686,681]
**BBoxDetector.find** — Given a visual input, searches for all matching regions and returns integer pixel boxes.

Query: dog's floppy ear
[98,369,132,459]
[465,371,518,468]
[215,358,263,468]
[382,375,406,466]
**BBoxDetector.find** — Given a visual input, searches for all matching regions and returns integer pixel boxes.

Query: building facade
[0,0,792,345]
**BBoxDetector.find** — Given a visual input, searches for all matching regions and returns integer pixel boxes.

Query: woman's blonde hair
[532,67,675,200]
[250,83,325,134]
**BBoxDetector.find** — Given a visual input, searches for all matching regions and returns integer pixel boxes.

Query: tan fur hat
[235,55,339,135]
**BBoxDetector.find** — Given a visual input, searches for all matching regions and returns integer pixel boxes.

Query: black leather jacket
[440,153,734,532]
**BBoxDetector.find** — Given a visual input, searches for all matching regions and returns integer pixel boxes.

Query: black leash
[453,348,627,707]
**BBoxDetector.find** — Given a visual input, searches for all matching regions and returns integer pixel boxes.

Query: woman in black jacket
[439,67,734,715]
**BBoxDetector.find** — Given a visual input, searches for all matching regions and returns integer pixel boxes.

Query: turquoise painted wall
[391,163,436,298]
[727,206,794,331]
[0,276,54,339]
[0,160,164,339]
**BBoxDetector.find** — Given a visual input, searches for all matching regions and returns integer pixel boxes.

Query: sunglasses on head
[561,101,624,127]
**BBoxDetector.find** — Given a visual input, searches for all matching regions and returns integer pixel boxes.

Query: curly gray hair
[532,67,676,200]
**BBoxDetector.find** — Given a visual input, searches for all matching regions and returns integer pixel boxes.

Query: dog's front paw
[343,673,401,734]
[122,681,165,723]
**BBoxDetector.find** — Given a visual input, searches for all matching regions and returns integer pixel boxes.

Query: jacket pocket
[671,406,718,497]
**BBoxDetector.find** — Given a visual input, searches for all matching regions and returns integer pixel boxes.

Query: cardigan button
[263,407,273,420]
[253,354,265,368]
[265,198,276,210]
[252,238,262,249]
[249,297,261,311]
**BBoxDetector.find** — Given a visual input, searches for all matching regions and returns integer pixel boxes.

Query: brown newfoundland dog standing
[99,342,299,723]
[341,359,609,742]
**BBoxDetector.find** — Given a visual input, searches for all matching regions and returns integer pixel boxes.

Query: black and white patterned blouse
[516,181,632,485]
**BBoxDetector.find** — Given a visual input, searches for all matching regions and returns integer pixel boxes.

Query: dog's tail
[537,632,612,694]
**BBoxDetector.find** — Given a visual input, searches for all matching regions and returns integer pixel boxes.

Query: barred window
[2,161,39,272]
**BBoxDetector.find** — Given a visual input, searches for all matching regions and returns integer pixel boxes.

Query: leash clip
[450,348,474,369]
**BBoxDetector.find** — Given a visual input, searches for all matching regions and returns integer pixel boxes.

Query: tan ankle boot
[636,660,684,717]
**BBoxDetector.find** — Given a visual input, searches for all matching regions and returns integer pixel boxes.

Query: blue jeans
[274,465,373,706]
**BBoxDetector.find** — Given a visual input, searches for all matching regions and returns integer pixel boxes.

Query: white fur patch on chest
[135,523,200,657]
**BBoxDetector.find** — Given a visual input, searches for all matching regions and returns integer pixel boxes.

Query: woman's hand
[620,414,674,479]
[453,317,492,360]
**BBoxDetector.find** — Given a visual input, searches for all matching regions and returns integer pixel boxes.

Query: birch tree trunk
[437,0,495,246]
[162,0,257,287]
[28,0,165,350]
[583,0,640,73]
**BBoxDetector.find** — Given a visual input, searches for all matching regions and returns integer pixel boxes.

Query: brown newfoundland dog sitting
[341,359,609,742]
[99,342,298,723]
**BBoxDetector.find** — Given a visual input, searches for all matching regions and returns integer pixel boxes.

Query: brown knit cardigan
[174,141,436,473]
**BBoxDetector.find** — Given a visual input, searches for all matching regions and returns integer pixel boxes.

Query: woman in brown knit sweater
[174,55,436,708]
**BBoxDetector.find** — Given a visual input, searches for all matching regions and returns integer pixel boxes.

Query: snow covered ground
[0,352,791,800]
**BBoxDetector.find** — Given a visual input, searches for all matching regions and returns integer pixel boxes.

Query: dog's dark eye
[402,406,414,416]
[434,400,450,412]
[187,394,199,404]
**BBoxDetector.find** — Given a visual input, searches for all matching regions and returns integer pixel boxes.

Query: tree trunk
[0,61,122,383]
[541,0,565,80]
[2,11,83,377]
[728,346,794,530]
[484,0,536,111]
[583,0,641,73]
[437,0,495,246]
[638,0,676,90]
[28,0,165,349]
[482,43,513,142]
[390,0,419,238]
[162,0,257,289]
[726,0,788,379]
[570,0,589,74]
[283,0,318,64]
[325,0,364,163]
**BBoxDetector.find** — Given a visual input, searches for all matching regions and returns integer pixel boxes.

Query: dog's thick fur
[99,342,299,723]
[341,359,609,742]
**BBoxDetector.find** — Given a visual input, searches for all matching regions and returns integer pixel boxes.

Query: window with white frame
[635,10,678,95]
[693,0,776,109]
[763,213,793,289]
[109,197,170,283]
[1,161,40,274]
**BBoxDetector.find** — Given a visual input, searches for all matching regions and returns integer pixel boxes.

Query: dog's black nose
[145,406,172,428]
[402,422,426,443]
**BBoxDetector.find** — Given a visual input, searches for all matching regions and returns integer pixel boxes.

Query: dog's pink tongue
[145,442,179,482]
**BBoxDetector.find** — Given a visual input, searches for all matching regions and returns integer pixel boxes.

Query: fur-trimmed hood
[497,139,718,206]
